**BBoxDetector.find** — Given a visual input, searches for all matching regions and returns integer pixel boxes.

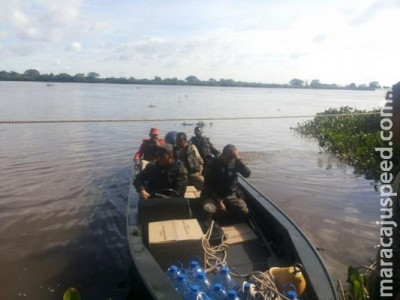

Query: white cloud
[350,0,400,25]
[1,0,399,85]
[1,0,91,43]
[66,42,82,52]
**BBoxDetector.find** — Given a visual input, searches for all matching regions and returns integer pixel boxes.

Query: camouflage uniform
[190,135,220,161]
[173,142,204,191]
[201,157,251,221]
[133,159,188,197]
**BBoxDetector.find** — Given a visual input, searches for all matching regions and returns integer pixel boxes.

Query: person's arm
[174,162,188,197]
[133,164,152,199]
[235,159,251,178]
[202,162,226,212]
[207,138,221,156]
[134,140,147,161]
[229,148,251,178]
[202,161,214,197]
[202,162,219,199]
[193,145,204,173]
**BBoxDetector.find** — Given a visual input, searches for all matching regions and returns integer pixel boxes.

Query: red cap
[149,128,160,136]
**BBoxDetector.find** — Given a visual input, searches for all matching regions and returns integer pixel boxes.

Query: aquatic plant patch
[295,106,399,180]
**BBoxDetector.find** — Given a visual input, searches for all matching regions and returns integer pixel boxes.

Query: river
[0,82,385,299]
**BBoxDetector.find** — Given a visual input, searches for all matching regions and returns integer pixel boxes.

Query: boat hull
[126,165,338,299]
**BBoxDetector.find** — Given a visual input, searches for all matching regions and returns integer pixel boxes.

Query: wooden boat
[127,161,339,299]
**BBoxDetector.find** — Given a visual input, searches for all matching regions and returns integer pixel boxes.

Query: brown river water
[0,82,386,299]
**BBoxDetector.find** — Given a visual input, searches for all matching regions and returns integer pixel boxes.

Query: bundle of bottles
[166,261,253,300]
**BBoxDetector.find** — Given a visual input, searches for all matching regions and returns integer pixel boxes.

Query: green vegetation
[295,106,398,179]
[0,69,379,90]
[338,266,371,300]
[290,78,381,90]
[63,287,81,300]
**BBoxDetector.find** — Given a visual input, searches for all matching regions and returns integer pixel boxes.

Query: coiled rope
[202,221,291,300]
[0,112,380,124]
[202,220,229,273]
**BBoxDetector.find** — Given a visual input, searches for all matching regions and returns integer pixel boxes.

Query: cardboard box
[222,223,257,245]
[185,186,198,192]
[184,186,200,198]
[184,192,197,199]
[148,219,204,269]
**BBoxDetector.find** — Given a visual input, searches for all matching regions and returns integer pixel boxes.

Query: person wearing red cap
[134,128,165,162]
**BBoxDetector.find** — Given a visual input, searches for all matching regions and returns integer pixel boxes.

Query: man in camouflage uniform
[201,144,251,221]
[133,144,188,199]
[174,132,204,191]
[190,126,220,163]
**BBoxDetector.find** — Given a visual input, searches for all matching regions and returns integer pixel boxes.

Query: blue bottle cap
[213,283,222,291]
[244,281,251,291]
[169,265,178,273]
[286,291,296,299]
[228,290,237,299]
[190,284,199,293]
[178,274,186,281]
[190,260,199,268]
[221,266,229,274]
[196,271,206,279]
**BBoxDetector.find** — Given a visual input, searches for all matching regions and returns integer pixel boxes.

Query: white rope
[201,220,229,273]
[248,271,290,300]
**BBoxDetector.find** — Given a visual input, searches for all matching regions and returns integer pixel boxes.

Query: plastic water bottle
[282,284,298,300]
[208,283,227,300]
[174,273,189,299]
[189,260,204,282]
[214,266,236,290]
[194,270,211,293]
[199,294,212,300]
[166,265,179,283]
[186,284,200,300]
[226,289,240,300]
[240,281,252,300]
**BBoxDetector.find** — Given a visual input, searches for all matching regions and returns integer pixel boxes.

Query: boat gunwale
[126,165,182,299]
[239,174,339,299]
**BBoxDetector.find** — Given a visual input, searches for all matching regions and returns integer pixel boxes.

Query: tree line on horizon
[0,69,382,90]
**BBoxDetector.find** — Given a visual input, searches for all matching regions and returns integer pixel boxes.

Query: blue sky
[0,0,399,85]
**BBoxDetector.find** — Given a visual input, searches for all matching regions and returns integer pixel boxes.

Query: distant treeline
[0,69,383,90]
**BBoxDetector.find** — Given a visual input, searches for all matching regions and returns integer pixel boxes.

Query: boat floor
[226,239,270,275]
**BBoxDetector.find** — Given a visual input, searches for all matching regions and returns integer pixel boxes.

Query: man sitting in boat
[173,132,204,191]
[201,144,251,222]
[134,127,165,162]
[190,126,220,165]
[133,144,188,199]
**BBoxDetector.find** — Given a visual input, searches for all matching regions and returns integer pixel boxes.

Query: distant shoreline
[0,78,378,91]
[0,70,379,91]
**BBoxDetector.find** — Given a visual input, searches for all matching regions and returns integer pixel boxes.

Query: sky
[0,0,399,86]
